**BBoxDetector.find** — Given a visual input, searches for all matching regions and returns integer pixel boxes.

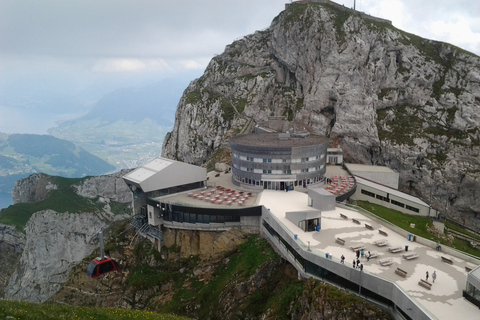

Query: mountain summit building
[229,131,329,190]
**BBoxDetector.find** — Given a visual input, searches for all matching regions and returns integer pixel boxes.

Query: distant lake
[0,192,13,210]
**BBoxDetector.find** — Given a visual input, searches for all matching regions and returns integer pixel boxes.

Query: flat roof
[346,163,396,174]
[258,190,480,320]
[123,157,206,193]
[356,176,429,207]
[229,132,329,148]
[123,158,174,184]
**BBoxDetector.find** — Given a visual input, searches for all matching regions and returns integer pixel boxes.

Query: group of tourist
[426,270,437,283]
[340,248,372,271]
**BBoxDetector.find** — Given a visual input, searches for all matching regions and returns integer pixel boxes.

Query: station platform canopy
[123,157,206,193]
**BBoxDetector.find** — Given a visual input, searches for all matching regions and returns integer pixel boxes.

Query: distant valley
[0,133,116,208]
[0,77,193,208]
[47,78,189,170]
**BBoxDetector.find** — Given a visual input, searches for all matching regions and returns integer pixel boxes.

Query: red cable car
[86,230,119,278]
[86,256,119,278]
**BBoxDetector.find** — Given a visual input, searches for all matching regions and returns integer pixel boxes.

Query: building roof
[258,190,480,320]
[346,163,396,174]
[468,265,480,289]
[123,157,206,193]
[355,176,429,207]
[229,132,328,148]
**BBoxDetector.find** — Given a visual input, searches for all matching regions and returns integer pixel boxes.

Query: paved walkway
[157,167,480,319]
[258,190,480,320]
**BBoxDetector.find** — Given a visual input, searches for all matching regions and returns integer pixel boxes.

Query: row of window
[465,282,480,306]
[235,164,324,174]
[163,211,240,224]
[232,174,324,189]
[233,153,324,163]
[360,189,420,213]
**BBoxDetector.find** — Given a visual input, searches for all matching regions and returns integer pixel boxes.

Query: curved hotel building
[229,131,329,190]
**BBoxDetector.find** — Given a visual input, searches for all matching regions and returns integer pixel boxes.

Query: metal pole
[99,230,105,260]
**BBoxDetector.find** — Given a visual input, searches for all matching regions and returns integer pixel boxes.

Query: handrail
[261,207,437,319]
[261,208,437,320]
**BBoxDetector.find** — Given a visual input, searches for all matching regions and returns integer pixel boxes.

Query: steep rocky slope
[0,171,133,302]
[12,170,132,205]
[162,1,480,224]
[5,210,120,302]
[49,230,390,320]
[0,224,24,297]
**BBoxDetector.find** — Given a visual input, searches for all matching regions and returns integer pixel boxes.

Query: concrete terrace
[152,166,480,319]
[258,190,480,320]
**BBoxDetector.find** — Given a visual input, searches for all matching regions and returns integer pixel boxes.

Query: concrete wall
[353,171,399,189]
[162,217,260,233]
[261,207,436,320]
[308,187,336,211]
[351,183,434,217]
[147,204,163,226]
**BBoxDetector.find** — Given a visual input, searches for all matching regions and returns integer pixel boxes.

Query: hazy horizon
[1,1,479,136]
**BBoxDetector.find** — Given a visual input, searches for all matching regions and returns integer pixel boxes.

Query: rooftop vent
[278,133,290,140]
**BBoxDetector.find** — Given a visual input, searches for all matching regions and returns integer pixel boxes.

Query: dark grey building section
[230,132,329,190]
[465,266,480,308]
[285,210,321,232]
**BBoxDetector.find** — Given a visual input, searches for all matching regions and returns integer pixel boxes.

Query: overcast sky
[1,0,479,79]
[0,0,479,133]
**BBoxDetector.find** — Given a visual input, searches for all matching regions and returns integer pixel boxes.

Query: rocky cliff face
[4,210,125,303]
[73,169,133,203]
[162,1,480,224]
[48,232,390,319]
[2,171,133,302]
[12,173,56,204]
[13,170,133,205]
[0,224,25,297]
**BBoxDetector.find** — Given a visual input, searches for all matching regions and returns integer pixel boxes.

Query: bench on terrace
[378,229,388,236]
[365,223,374,230]
[389,246,404,253]
[418,279,432,290]
[350,245,365,252]
[335,238,346,245]
[395,267,408,278]
[340,213,348,219]
[441,256,453,264]
[403,252,419,260]
[374,239,389,247]
[352,218,361,225]
[378,258,393,266]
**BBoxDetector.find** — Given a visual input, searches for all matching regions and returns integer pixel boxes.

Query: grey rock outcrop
[3,170,133,301]
[12,171,133,205]
[73,169,133,203]
[4,210,124,303]
[12,173,56,204]
[162,1,480,223]
[0,224,25,297]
